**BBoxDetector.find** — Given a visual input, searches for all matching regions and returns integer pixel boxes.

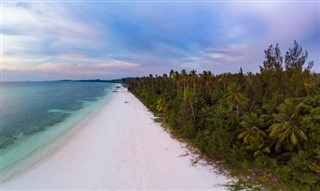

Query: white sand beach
[2,86,229,190]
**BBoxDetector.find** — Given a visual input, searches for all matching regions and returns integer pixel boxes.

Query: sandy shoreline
[2,87,229,190]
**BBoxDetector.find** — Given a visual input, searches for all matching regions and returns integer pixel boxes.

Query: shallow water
[0,81,114,182]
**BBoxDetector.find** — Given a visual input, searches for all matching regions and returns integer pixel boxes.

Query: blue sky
[2,1,320,81]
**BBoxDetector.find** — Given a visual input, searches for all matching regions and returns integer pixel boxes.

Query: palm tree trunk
[193,81,196,94]
[189,98,195,121]
[176,81,179,94]
[172,80,175,90]
[236,105,239,118]
[206,82,211,94]
[151,81,154,95]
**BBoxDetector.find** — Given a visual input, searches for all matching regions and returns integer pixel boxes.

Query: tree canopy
[123,41,320,191]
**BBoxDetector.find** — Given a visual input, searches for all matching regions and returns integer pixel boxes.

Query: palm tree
[238,112,266,145]
[156,98,168,113]
[238,112,270,156]
[169,69,175,90]
[149,74,154,95]
[198,106,212,130]
[269,99,307,153]
[201,71,212,94]
[169,69,174,78]
[239,112,272,158]
[181,69,187,90]
[184,87,195,121]
[226,83,247,118]
[189,70,197,94]
[173,71,180,93]
[219,73,230,92]
[304,77,315,96]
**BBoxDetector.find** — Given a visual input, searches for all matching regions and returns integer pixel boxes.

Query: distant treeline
[124,41,320,190]
[59,79,122,83]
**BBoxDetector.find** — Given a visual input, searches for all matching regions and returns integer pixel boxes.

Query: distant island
[59,79,123,83]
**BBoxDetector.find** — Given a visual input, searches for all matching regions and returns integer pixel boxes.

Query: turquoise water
[0,81,114,182]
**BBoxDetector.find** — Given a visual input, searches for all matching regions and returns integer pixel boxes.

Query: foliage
[225,179,262,191]
[269,99,307,153]
[156,98,168,113]
[123,41,320,190]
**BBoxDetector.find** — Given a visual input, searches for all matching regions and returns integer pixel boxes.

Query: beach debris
[191,158,200,166]
[179,152,189,157]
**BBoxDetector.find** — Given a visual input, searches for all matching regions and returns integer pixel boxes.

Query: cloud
[95,61,139,69]
[7,2,96,39]
[2,1,319,81]
[226,25,247,40]
[227,2,319,43]
[3,2,101,54]
[32,63,116,80]
[24,58,143,81]
[16,2,32,9]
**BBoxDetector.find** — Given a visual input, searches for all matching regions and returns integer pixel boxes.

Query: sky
[2,0,320,81]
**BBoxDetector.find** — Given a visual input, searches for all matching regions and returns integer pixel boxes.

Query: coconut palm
[184,87,195,121]
[173,71,180,93]
[201,71,212,94]
[269,99,307,153]
[226,83,247,118]
[181,69,187,90]
[239,113,270,157]
[219,73,230,92]
[189,70,197,94]
[169,69,174,78]
[156,98,168,113]
[149,74,154,95]
[197,106,212,130]
[238,112,266,145]
[169,69,175,90]
[304,77,315,96]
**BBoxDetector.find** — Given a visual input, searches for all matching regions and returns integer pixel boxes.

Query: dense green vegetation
[124,41,320,190]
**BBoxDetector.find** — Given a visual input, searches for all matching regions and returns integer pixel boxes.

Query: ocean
[0,81,114,182]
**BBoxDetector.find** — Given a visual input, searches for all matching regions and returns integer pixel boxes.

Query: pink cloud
[34,59,140,76]
[36,63,114,76]
[95,60,140,68]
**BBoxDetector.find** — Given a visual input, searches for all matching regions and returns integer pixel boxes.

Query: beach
[2,86,229,190]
